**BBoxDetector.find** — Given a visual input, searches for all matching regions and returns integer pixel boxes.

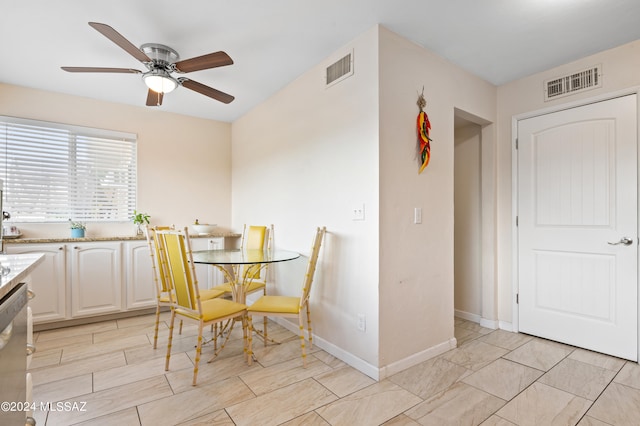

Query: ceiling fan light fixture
[143,69,178,93]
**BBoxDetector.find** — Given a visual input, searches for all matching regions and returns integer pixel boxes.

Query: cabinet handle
[26,417,36,426]
[26,343,36,356]
[27,289,35,300]
[59,246,64,250]
[74,246,79,249]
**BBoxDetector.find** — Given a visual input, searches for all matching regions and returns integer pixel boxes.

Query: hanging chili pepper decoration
[416,88,432,174]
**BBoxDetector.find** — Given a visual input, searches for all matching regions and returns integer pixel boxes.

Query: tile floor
[28,314,640,425]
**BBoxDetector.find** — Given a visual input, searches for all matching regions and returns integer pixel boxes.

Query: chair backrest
[154,227,201,313]
[145,225,174,295]
[241,224,274,279]
[243,225,267,250]
[300,227,326,306]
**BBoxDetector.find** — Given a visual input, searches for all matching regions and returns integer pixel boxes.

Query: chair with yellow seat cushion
[145,225,225,349]
[154,227,248,386]
[247,226,325,367]
[212,224,274,334]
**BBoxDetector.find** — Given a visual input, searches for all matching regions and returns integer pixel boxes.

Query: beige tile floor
[28,314,640,425]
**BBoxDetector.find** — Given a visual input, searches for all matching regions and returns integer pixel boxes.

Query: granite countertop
[0,253,44,300]
[3,232,241,244]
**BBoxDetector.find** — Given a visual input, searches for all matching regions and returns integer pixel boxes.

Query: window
[0,116,137,223]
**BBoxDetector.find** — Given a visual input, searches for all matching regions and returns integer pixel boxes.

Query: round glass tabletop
[191,249,300,265]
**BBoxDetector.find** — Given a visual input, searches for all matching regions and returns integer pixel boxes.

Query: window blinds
[0,116,137,222]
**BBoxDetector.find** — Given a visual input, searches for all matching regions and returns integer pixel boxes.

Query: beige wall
[0,83,232,237]
[377,27,496,375]
[496,39,640,327]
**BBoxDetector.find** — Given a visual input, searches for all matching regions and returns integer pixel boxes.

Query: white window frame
[0,116,137,223]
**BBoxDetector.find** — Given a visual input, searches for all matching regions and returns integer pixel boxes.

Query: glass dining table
[191,248,300,303]
[192,248,300,357]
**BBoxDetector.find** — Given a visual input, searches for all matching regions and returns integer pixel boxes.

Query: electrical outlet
[352,204,365,221]
[357,314,366,331]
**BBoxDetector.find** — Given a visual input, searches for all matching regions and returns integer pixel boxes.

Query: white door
[518,94,638,361]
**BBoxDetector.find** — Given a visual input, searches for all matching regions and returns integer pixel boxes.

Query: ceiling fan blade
[146,89,163,106]
[88,22,151,63]
[61,67,142,74]
[174,51,233,73]
[180,78,234,104]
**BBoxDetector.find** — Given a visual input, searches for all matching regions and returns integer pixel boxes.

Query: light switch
[414,207,422,224]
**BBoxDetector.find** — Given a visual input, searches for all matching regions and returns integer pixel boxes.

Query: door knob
[608,237,634,246]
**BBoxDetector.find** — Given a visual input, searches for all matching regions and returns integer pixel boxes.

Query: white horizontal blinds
[0,116,137,222]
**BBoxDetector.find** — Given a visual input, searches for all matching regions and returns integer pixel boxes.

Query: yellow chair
[212,224,273,295]
[212,224,273,335]
[247,226,326,367]
[154,227,248,386]
[145,225,225,349]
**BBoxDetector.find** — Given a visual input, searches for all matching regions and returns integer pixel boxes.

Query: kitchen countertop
[0,253,44,300]
[3,232,241,244]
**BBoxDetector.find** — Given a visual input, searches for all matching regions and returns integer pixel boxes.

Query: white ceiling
[3,0,640,122]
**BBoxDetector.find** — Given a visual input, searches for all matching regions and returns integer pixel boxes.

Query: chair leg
[262,288,268,347]
[165,310,176,371]
[306,304,313,349]
[245,315,253,366]
[192,320,204,386]
[153,303,161,349]
[213,323,218,351]
[298,313,307,367]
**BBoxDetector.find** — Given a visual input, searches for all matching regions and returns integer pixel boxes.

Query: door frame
[511,87,640,359]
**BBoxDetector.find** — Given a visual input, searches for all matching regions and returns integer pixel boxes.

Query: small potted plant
[69,220,86,238]
[131,210,150,235]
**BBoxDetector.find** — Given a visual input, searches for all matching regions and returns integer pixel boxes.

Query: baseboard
[377,338,457,380]
[271,317,380,380]
[499,321,514,332]
[455,310,499,330]
[479,318,498,330]
[454,310,481,323]
[33,307,158,332]
[271,317,457,381]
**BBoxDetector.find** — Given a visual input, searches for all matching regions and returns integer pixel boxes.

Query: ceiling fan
[61,22,234,106]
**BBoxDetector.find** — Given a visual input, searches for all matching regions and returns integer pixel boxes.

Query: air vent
[544,65,602,101]
[326,51,353,87]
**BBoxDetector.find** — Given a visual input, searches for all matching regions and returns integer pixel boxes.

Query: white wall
[454,123,482,319]
[377,27,496,375]
[0,83,232,237]
[496,39,640,326]
[231,27,381,373]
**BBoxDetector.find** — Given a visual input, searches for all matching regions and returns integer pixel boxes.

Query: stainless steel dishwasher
[0,281,29,425]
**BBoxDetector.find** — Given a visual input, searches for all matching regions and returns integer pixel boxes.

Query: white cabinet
[190,237,225,289]
[6,243,67,323]
[125,241,155,310]
[5,235,235,325]
[70,242,123,317]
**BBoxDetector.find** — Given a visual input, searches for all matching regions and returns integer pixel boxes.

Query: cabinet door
[70,242,123,317]
[125,241,156,310]
[6,244,67,323]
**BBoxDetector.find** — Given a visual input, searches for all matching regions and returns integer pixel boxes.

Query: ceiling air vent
[326,50,353,87]
[544,65,602,101]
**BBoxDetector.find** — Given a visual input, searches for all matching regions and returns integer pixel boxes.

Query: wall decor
[416,89,432,174]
